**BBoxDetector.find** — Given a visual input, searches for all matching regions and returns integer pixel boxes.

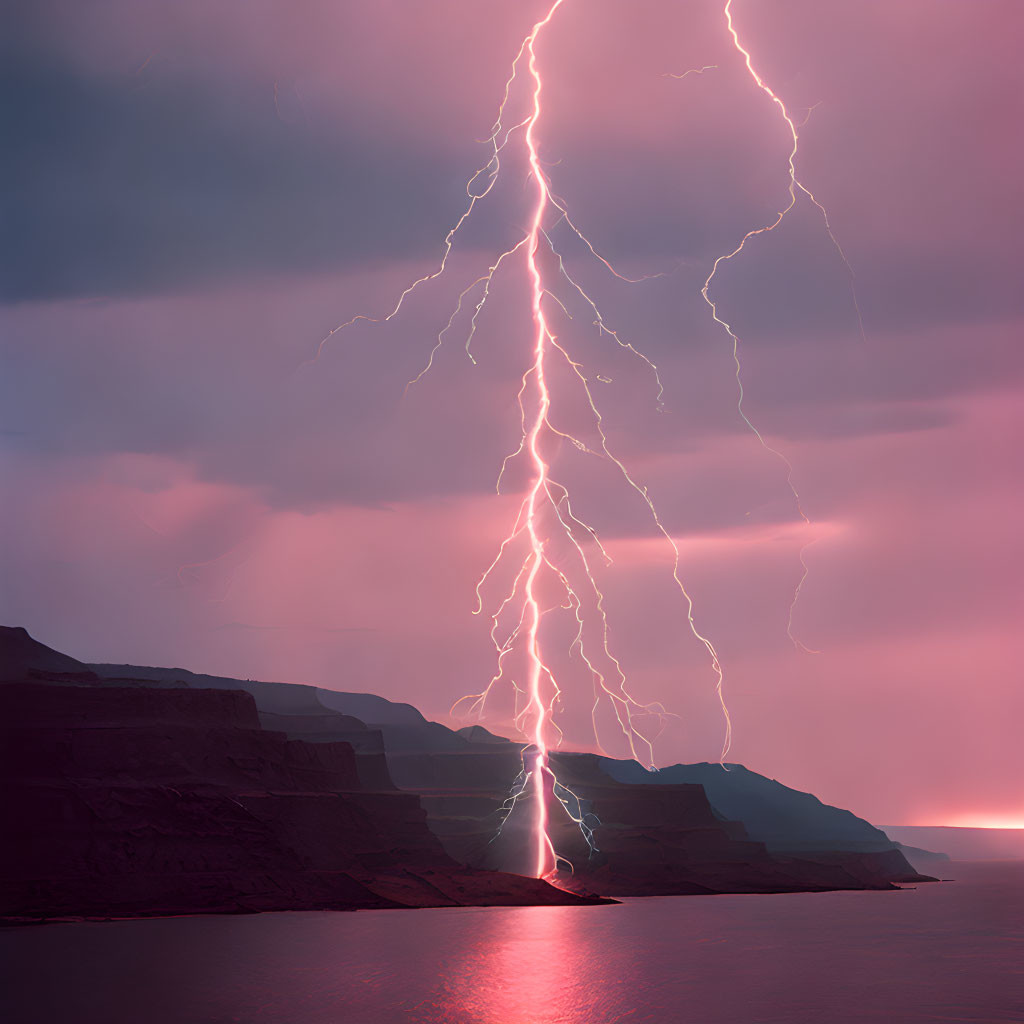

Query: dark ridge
[2,626,934,913]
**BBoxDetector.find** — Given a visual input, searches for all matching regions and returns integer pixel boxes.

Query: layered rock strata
[0,682,608,920]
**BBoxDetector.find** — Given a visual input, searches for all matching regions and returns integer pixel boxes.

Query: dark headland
[0,626,935,922]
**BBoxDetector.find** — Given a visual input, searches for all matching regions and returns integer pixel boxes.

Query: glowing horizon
[921,816,1024,831]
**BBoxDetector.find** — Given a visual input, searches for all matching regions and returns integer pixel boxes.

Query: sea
[3,861,1022,1024]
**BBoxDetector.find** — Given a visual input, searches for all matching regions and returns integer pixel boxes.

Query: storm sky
[3,0,1022,826]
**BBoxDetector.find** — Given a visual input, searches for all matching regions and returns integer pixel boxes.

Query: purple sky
[3,0,1022,826]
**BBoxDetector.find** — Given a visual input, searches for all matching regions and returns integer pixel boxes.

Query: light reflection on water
[2,862,1022,1024]
[420,903,639,1023]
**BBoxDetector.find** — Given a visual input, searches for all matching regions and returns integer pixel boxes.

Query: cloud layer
[3,0,1022,825]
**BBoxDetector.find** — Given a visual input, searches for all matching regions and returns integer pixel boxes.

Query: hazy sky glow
[3,0,1022,826]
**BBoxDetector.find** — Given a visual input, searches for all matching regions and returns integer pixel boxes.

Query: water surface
[3,862,1022,1023]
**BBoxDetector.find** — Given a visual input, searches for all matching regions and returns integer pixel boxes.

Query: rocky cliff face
[1,626,933,909]
[0,680,608,921]
[601,758,898,853]
[403,749,929,895]
[75,645,926,879]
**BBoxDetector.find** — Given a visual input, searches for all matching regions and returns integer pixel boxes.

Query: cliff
[78,648,922,872]
[601,759,898,853]
[2,627,932,905]
[0,678,609,921]
[883,825,1024,863]
[391,748,927,894]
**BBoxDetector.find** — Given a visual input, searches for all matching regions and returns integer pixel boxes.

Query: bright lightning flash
[446,0,727,879]
[310,0,852,880]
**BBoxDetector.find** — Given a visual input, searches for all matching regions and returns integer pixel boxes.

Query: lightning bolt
[323,0,729,878]
[449,0,727,877]
[698,0,865,653]
[662,64,717,81]
[309,0,861,880]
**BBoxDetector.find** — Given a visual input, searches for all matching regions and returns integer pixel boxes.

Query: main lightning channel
[310,0,734,880]
[519,0,564,879]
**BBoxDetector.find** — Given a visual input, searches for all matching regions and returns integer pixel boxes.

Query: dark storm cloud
[0,47,458,302]
[6,0,1021,339]
[3,0,1022,518]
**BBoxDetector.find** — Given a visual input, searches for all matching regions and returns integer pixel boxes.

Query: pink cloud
[5,0,1023,828]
